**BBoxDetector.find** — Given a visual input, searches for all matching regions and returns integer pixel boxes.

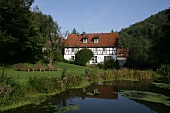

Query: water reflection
[1,80,170,113]
[83,84,118,100]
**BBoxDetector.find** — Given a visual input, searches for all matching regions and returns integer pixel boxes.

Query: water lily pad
[120,90,170,106]
[61,104,80,112]
[153,83,170,89]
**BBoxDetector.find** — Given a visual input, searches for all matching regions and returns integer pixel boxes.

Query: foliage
[27,76,64,93]
[0,1,64,65]
[111,29,114,33]
[157,64,170,76]
[71,28,78,34]
[153,82,170,90]
[84,68,100,82]
[75,49,94,66]
[61,67,83,87]
[0,0,40,64]
[104,59,119,69]
[120,90,170,106]
[54,49,64,62]
[0,62,156,110]
[0,74,26,106]
[151,8,170,65]
[31,7,63,64]
[118,8,170,69]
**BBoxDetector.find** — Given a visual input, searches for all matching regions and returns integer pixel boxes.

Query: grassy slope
[0,62,102,84]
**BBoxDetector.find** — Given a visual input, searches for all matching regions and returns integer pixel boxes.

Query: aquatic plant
[153,82,170,90]
[158,64,170,76]
[120,90,170,106]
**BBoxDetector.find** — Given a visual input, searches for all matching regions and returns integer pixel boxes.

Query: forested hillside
[118,8,170,69]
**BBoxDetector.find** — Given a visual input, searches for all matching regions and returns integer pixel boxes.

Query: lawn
[0,62,103,84]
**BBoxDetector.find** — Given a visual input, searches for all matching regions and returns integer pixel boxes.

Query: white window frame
[83,38,88,43]
[92,56,97,64]
[94,38,99,43]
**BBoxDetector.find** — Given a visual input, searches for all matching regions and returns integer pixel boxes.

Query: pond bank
[0,68,155,111]
[2,80,170,113]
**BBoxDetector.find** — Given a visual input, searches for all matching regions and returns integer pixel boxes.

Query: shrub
[158,64,170,76]
[104,59,119,69]
[27,76,64,93]
[61,67,83,87]
[84,68,100,82]
[97,63,104,69]
[0,75,26,106]
[75,48,93,66]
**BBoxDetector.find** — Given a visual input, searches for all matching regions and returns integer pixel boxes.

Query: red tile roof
[117,49,129,57]
[64,33,118,47]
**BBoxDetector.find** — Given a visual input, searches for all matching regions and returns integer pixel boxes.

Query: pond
[1,80,170,113]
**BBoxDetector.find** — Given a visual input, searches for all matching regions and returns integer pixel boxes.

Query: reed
[61,67,83,87]
[84,68,154,82]
[158,64,170,76]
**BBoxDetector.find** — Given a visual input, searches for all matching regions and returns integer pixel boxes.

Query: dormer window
[94,38,99,43]
[82,38,88,43]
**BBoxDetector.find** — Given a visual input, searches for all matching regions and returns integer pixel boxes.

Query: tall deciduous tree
[31,7,63,64]
[0,0,40,65]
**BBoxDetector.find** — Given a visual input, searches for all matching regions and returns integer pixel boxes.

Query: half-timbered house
[63,33,118,64]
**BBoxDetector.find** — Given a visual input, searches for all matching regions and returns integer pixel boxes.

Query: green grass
[1,62,101,84]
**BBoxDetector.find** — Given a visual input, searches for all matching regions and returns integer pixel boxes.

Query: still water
[2,80,170,113]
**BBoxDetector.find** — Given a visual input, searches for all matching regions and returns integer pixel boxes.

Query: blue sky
[32,0,170,34]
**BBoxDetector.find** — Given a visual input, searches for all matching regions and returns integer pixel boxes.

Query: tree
[152,8,170,65]
[111,29,114,33]
[31,7,63,64]
[118,8,169,69]
[0,0,39,65]
[71,28,77,34]
[75,49,94,66]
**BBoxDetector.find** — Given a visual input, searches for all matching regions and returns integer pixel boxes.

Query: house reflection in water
[83,84,118,100]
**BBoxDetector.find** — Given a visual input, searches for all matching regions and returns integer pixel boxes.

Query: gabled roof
[64,33,118,48]
[117,49,129,57]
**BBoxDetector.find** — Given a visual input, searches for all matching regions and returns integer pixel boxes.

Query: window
[94,48,97,52]
[103,48,106,52]
[92,56,97,64]
[71,56,75,61]
[71,48,75,52]
[83,38,88,43]
[104,56,112,61]
[94,38,99,43]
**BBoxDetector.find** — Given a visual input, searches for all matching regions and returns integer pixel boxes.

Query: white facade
[64,47,117,64]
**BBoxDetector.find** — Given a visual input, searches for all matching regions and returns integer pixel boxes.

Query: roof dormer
[92,35,99,43]
[93,38,99,43]
[82,38,88,43]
